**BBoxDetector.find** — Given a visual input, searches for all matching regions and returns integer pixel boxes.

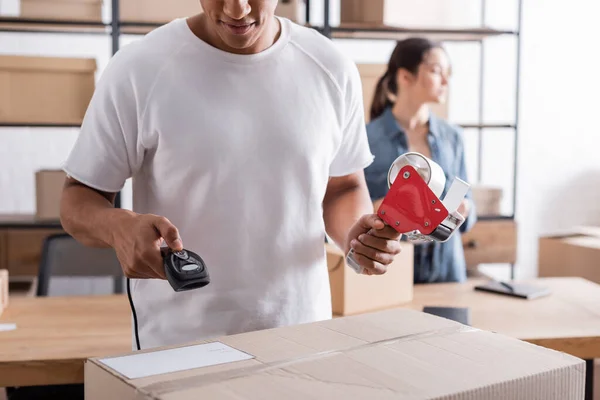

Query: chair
[36,233,124,297]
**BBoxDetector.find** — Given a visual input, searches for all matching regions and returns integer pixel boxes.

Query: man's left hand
[346,214,402,275]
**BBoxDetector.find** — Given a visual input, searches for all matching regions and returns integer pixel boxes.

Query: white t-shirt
[63,16,374,350]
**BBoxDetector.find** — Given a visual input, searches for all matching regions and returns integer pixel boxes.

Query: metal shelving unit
[313,0,522,278]
[312,0,521,220]
[1,0,521,271]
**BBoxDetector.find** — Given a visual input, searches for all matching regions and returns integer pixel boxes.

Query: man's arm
[323,171,373,252]
[323,171,401,275]
[60,177,128,248]
[60,177,182,279]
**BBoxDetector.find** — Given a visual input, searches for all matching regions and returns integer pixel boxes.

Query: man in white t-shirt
[60,0,403,350]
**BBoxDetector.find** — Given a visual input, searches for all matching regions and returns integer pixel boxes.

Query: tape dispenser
[346,152,471,274]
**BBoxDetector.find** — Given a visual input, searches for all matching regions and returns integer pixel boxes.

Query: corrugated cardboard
[327,242,413,316]
[0,270,7,317]
[119,0,201,23]
[357,63,448,123]
[538,227,600,284]
[0,55,96,124]
[341,0,481,29]
[35,170,67,220]
[20,0,103,22]
[85,308,585,399]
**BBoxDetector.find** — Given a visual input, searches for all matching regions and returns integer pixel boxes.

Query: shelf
[329,23,518,42]
[0,122,81,128]
[0,214,62,229]
[459,124,516,129]
[0,16,108,34]
[476,215,515,221]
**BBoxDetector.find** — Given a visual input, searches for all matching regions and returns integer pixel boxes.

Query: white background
[1,0,599,280]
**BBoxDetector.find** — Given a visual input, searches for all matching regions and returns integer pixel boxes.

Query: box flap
[0,55,97,73]
[89,309,585,399]
[542,226,600,245]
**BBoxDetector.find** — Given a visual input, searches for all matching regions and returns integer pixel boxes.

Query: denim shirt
[364,107,477,283]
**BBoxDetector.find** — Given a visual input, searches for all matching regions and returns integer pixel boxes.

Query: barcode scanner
[162,248,210,292]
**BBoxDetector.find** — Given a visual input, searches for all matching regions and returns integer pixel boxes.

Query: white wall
[1,0,597,279]
[514,0,600,277]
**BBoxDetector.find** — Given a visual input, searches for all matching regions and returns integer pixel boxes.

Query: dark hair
[370,37,444,121]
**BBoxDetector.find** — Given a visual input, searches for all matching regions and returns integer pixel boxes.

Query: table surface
[1,277,599,387]
[0,295,131,387]
[403,277,600,360]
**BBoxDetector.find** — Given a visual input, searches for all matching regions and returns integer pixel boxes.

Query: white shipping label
[99,341,255,379]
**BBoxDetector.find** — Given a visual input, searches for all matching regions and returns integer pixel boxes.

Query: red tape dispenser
[347,152,471,274]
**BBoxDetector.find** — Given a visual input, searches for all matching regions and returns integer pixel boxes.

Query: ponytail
[370,72,395,121]
[370,37,444,121]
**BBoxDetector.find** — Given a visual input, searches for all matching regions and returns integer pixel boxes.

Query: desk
[0,295,131,387]
[405,277,600,400]
[1,278,598,391]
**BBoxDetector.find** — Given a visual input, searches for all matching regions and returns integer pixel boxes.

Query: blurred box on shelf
[0,55,96,125]
[326,241,413,316]
[275,0,306,24]
[462,220,517,267]
[357,63,448,122]
[120,0,305,24]
[538,227,600,284]
[119,0,201,23]
[472,185,503,216]
[35,170,67,220]
[340,0,481,29]
[20,0,103,22]
[0,270,8,317]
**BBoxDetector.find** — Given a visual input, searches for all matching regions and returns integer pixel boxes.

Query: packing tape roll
[387,152,446,199]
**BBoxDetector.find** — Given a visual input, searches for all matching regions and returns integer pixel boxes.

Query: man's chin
[218,32,259,52]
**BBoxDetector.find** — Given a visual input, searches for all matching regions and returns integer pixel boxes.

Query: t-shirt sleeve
[62,49,145,193]
[328,62,374,177]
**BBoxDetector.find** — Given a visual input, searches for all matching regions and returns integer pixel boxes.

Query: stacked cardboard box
[85,308,585,399]
[20,0,103,22]
[119,0,305,24]
[472,185,503,216]
[340,0,481,29]
[35,170,67,220]
[538,227,600,284]
[0,55,96,125]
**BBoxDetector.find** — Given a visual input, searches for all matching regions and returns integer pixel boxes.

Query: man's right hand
[110,213,184,280]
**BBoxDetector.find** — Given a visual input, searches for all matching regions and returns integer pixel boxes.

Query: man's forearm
[323,181,373,253]
[60,179,134,248]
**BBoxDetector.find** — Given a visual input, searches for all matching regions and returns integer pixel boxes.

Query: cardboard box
[85,308,585,399]
[357,63,448,122]
[120,0,305,24]
[35,170,67,220]
[119,0,201,23]
[472,185,503,216]
[0,55,96,125]
[275,0,306,23]
[327,242,413,316]
[538,227,600,284]
[20,0,103,22]
[0,270,7,317]
[462,220,517,267]
[341,0,481,29]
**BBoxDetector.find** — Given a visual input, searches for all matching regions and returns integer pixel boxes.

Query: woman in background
[364,37,477,283]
